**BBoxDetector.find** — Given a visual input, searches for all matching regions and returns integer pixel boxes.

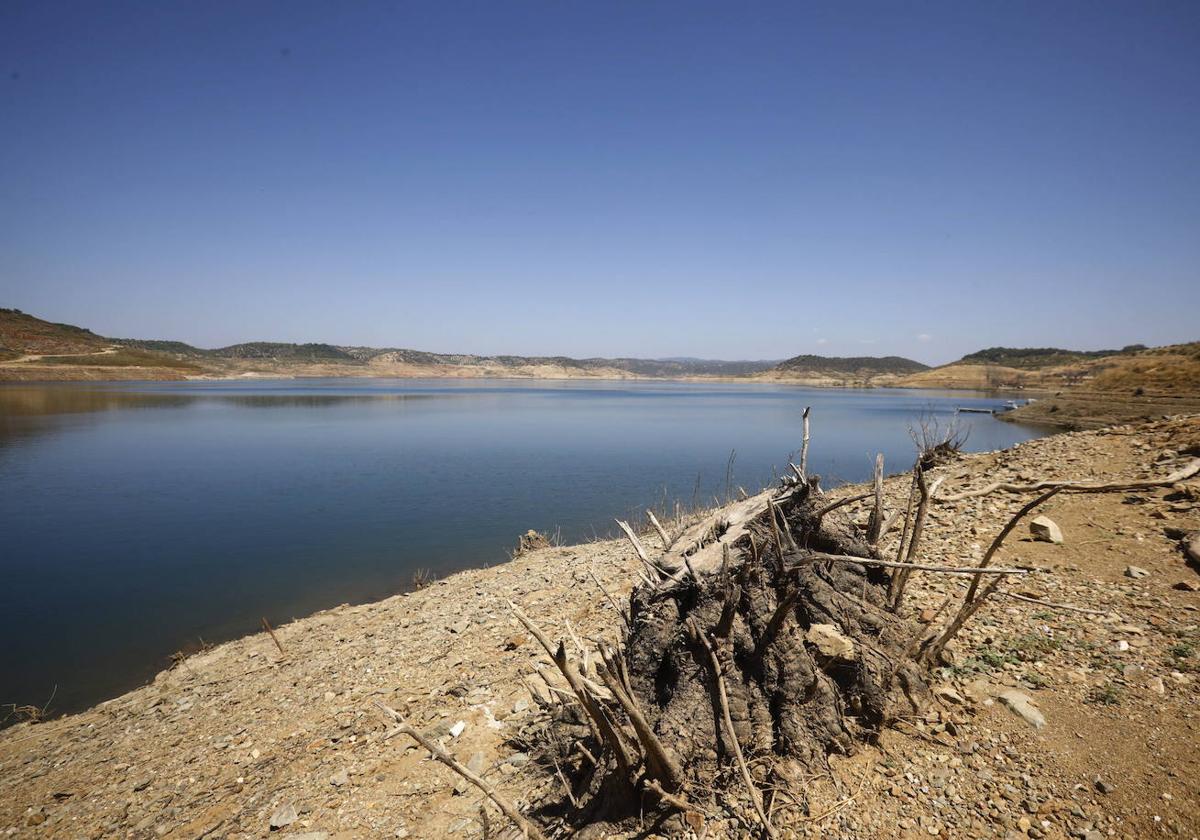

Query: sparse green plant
[1087,681,1122,706]
[1169,642,1194,659]
[1021,671,1048,689]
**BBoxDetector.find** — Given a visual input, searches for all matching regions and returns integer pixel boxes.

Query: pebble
[269,802,298,829]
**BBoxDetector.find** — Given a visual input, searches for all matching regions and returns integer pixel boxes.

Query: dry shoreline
[2,414,1199,837]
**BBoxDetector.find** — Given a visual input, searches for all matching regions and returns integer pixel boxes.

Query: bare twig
[616,519,667,579]
[646,509,671,547]
[509,602,611,755]
[376,702,549,840]
[769,498,798,551]
[889,469,944,611]
[644,778,698,813]
[814,492,874,520]
[997,590,1107,615]
[261,617,286,657]
[589,567,630,631]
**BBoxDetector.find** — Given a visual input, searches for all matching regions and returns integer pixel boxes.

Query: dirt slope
[2,415,1198,838]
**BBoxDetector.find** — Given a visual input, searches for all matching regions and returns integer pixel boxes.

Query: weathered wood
[866,453,885,544]
[799,406,811,480]
[938,458,1200,502]
[658,489,778,579]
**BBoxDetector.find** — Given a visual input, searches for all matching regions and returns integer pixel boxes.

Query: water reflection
[0,379,1045,716]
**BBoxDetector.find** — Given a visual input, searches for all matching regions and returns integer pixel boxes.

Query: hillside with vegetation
[757,353,929,386]
[957,345,1147,369]
[0,308,109,357]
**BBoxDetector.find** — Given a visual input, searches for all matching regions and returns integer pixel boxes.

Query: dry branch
[788,551,1038,576]
[814,492,874,520]
[646,509,671,547]
[260,616,286,657]
[889,470,945,610]
[799,406,811,480]
[963,487,1062,603]
[997,589,1107,615]
[596,659,684,791]
[921,576,1005,665]
[691,623,778,839]
[866,453,885,544]
[376,702,549,840]
[937,458,1200,502]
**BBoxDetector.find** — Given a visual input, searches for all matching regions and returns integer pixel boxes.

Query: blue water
[0,378,1043,714]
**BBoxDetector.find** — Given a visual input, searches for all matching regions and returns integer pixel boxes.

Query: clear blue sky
[2,2,1197,363]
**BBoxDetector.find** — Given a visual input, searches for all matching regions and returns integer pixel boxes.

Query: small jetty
[956,400,1026,416]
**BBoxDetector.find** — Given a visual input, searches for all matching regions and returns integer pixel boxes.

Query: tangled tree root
[520,477,936,836]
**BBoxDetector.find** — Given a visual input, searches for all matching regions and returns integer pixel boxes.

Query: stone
[1172,580,1200,592]
[292,834,331,840]
[933,684,966,705]
[1124,565,1150,579]
[962,677,996,703]
[448,720,466,738]
[806,623,856,660]
[1029,516,1063,544]
[329,769,349,786]
[996,688,1046,730]
[1147,676,1165,696]
[1094,776,1113,795]
[269,802,298,830]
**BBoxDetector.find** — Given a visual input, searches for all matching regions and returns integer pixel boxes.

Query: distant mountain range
[3,307,1195,395]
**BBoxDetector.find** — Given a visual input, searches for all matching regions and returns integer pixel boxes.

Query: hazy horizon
[3,2,1198,365]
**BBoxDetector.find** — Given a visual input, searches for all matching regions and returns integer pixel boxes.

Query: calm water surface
[0,378,1044,713]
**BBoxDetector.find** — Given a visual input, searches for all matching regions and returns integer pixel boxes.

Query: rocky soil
[2,416,1198,839]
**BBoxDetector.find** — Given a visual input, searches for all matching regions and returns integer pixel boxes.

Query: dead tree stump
[527,479,933,834]
[623,482,929,780]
